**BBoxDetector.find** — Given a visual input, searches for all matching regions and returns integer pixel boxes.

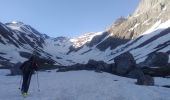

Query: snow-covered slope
[108,20,170,63]
[58,19,170,65]
[0,21,72,66]
[0,19,170,66]
[0,69,170,100]
[0,1,170,66]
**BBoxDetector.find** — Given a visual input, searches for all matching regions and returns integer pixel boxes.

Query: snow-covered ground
[0,69,170,100]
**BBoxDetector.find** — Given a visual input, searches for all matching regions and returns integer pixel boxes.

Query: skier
[20,56,38,97]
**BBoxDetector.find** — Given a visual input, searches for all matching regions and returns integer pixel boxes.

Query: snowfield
[0,69,170,100]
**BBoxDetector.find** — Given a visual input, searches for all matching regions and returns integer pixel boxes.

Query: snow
[11,21,18,24]
[163,6,167,11]
[0,43,28,63]
[142,19,150,25]
[131,30,170,63]
[0,69,170,100]
[129,23,140,31]
[6,23,22,31]
[141,20,161,35]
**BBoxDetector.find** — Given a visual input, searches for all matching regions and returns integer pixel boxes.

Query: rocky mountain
[0,0,170,67]
[64,0,170,65]
[69,0,170,53]
[108,0,170,38]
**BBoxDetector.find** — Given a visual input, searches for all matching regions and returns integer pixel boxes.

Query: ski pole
[18,75,22,90]
[36,71,40,92]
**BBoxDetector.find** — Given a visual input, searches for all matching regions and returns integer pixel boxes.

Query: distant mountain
[0,0,170,67]
[0,21,70,67]
[70,32,104,48]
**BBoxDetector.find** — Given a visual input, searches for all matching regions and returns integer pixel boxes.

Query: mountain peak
[6,21,24,26]
[11,21,23,24]
[5,21,26,30]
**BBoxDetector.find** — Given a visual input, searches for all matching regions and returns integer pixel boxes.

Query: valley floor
[0,69,170,100]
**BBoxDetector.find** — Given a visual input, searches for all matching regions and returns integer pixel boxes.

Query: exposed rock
[136,75,154,86]
[128,68,144,79]
[86,59,112,73]
[107,0,170,51]
[57,63,87,72]
[96,37,129,51]
[57,60,113,73]
[134,0,169,15]
[111,63,116,74]
[142,65,170,77]
[142,52,169,67]
[114,17,127,26]
[87,32,109,47]
[114,52,136,75]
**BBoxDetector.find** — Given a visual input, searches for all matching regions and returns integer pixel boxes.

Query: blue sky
[0,0,140,38]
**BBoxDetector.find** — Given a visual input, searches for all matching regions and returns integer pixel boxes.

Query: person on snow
[20,56,38,96]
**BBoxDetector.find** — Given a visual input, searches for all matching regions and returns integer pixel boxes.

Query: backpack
[21,61,33,73]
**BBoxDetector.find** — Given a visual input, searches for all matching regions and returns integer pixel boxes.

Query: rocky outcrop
[141,52,169,67]
[106,0,170,51]
[57,60,113,73]
[128,68,144,79]
[136,75,154,86]
[96,37,129,51]
[114,52,136,75]
[138,52,170,76]
[134,0,169,15]
[142,65,170,77]
[87,60,112,72]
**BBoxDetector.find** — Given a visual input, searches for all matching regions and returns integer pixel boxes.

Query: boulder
[87,59,99,69]
[111,63,116,74]
[87,59,112,72]
[57,64,86,72]
[128,68,144,79]
[142,52,169,67]
[10,62,22,75]
[136,75,154,86]
[114,52,136,75]
[142,65,170,77]
[57,60,113,73]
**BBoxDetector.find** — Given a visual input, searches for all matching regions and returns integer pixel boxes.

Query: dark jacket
[20,60,38,73]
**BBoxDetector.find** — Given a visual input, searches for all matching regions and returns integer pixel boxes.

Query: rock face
[134,0,169,15]
[114,52,136,75]
[142,52,169,67]
[107,0,170,46]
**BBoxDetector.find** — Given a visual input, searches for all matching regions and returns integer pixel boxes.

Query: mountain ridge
[0,0,170,67]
